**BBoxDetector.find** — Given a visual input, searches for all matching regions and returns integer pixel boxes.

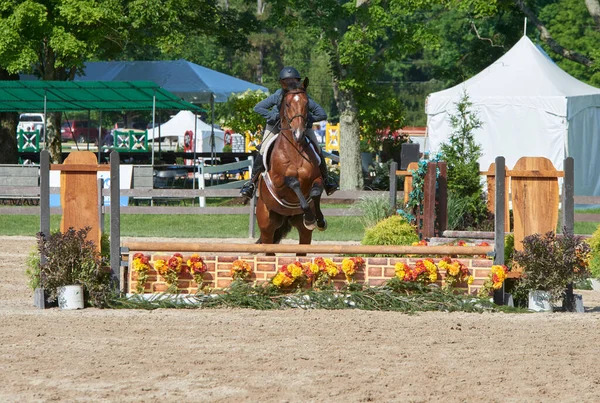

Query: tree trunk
[46,113,63,163]
[0,69,19,164]
[337,86,363,190]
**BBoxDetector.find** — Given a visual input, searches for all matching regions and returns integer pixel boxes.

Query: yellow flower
[467,275,474,285]
[289,264,304,279]
[448,263,460,277]
[309,263,320,274]
[342,259,355,275]
[394,262,407,280]
[325,259,339,277]
[272,272,285,287]
[429,272,438,283]
[154,259,167,276]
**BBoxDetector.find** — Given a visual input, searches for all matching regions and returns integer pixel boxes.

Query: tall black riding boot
[240,154,264,200]
[319,157,338,196]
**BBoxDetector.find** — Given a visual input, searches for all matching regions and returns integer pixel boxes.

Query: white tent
[151,110,225,152]
[426,36,600,196]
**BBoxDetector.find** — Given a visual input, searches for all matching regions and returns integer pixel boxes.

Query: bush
[512,231,591,303]
[354,193,393,228]
[361,215,419,246]
[587,227,600,279]
[37,227,112,307]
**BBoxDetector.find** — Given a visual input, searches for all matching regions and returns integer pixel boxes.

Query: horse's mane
[283,79,303,91]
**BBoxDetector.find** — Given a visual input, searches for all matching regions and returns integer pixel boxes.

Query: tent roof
[426,36,600,116]
[151,110,224,139]
[0,80,204,112]
[76,59,268,103]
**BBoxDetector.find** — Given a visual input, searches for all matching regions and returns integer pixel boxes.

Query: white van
[17,113,44,134]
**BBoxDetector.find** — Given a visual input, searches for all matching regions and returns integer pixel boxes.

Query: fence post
[389,161,397,212]
[249,193,257,239]
[98,178,105,235]
[562,156,575,311]
[437,162,448,235]
[422,162,436,238]
[39,150,50,240]
[110,151,121,292]
[493,156,506,305]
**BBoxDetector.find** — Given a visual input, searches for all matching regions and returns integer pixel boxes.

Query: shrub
[512,231,591,303]
[25,248,41,291]
[37,227,112,307]
[354,193,393,228]
[587,227,600,279]
[361,215,419,246]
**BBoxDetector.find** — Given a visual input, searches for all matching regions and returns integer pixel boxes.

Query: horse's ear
[303,77,309,89]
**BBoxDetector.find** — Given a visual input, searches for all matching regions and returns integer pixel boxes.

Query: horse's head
[280,78,309,142]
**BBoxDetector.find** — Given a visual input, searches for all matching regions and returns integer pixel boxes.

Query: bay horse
[255,78,327,254]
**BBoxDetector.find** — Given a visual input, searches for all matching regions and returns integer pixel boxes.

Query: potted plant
[36,227,111,309]
[512,231,591,312]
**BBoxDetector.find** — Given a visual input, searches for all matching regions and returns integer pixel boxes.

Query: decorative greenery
[230,259,252,281]
[25,248,41,291]
[112,281,506,313]
[37,227,111,307]
[131,253,151,294]
[438,257,474,289]
[353,193,393,228]
[438,90,488,230]
[512,231,591,302]
[478,265,508,297]
[187,254,208,287]
[504,234,515,268]
[361,215,419,249]
[587,227,600,279]
[154,253,184,292]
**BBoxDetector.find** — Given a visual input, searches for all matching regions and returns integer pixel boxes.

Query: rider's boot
[318,155,338,196]
[240,154,264,200]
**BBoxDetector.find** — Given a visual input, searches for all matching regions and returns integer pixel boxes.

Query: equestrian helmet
[279,67,301,80]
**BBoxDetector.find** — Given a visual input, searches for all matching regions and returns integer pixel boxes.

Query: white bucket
[57,285,84,310]
[528,290,553,312]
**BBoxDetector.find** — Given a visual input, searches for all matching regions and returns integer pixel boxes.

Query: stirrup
[240,182,255,199]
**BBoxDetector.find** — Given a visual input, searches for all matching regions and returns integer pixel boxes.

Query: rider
[240,66,338,200]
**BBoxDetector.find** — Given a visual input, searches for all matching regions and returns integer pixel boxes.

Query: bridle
[280,89,308,132]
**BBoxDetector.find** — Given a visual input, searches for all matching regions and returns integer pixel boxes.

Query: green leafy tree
[219,90,268,142]
[439,90,487,229]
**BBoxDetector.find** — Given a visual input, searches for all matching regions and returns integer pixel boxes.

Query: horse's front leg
[290,215,313,257]
[310,180,327,231]
[284,176,316,230]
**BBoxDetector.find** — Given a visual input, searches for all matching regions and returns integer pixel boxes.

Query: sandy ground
[2,236,600,403]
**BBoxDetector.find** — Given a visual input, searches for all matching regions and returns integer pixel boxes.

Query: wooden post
[249,193,256,239]
[39,150,50,240]
[110,151,121,290]
[422,162,436,238]
[437,162,448,235]
[562,157,575,311]
[403,162,418,205]
[389,161,398,212]
[493,157,506,305]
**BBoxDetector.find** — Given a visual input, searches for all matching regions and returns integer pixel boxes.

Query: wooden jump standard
[122,241,493,256]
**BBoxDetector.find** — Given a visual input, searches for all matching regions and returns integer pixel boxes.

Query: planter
[33,287,58,309]
[528,290,553,312]
[57,285,84,310]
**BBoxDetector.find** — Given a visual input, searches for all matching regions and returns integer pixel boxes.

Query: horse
[255,78,327,254]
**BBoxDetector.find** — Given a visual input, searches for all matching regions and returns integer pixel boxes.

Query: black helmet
[279,67,301,80]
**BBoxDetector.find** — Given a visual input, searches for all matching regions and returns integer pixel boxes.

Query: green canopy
[0,80,204,112]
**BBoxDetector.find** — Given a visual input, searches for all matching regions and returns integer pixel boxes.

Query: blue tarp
[76,59,268,103]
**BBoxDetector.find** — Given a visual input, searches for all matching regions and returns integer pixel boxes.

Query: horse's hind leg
[310,182,327,231]
[284,176,316,230]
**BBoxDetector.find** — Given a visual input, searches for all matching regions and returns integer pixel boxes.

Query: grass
[0,214,366,240]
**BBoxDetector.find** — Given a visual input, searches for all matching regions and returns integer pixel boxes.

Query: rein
[277,88,313,164]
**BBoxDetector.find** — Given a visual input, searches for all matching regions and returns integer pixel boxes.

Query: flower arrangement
[411,240,428,246]
[394,259,438,284]
[272,260,312,288]
[154,253,184,292]
[341,257,365,282]
[132,253,151,294]
[438,256,474,289]
[187,254,208,287]
[230,259,252,281]
[312,257,340,289]
[478,265,508,297]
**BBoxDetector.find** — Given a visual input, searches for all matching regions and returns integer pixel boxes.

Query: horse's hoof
[317,219,327,231]
[303,219,317,231]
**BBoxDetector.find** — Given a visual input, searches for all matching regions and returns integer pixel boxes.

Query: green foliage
[504,233,514,267]
[587,227,600,279]
[512,231,591,302]
[25,248,41,291]
[112,282,501,313]
[439,90,487,229]
[37,227,112,307]
[219,90,268,140]
[353,194,393,228]
[361,215,419,246]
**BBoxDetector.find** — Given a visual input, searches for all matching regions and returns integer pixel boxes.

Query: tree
[219,90,268,143]
[268,0,441,190]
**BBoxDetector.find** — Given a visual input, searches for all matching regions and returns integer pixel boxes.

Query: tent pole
[210,93,215,167]
[193,111,198,206]
[97,110,102,162]
[43,91,47,150]
[152,91,156,165]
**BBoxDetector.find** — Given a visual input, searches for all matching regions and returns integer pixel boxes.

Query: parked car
[61,120,108,143]
[17,113,44,135]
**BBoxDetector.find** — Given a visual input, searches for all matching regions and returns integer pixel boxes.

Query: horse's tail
[273,216,293,244]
